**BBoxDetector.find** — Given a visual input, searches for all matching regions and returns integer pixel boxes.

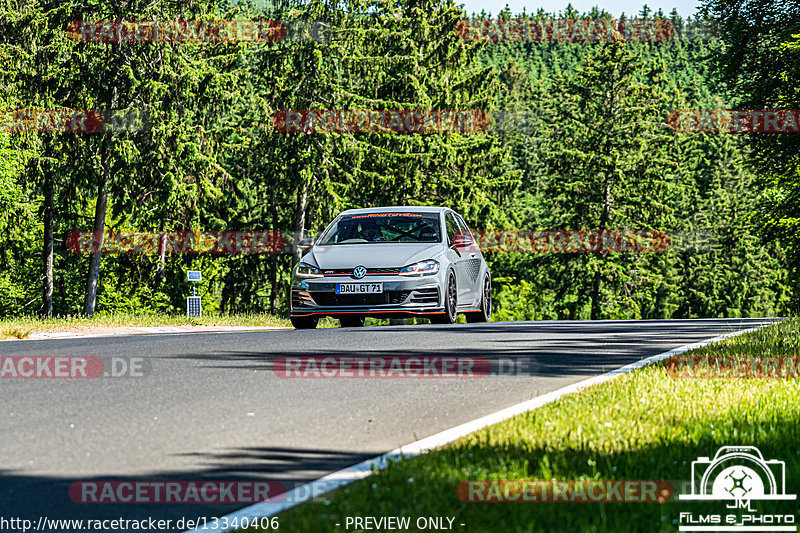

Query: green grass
[261,318,800,533]
[0,311,293,339]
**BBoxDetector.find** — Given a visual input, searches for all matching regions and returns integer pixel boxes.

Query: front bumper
[289,275,445,318]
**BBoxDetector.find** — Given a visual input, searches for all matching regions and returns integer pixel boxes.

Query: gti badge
[353,266,367,279]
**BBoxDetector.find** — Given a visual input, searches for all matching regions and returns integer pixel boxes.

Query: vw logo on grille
[352,266,367,279]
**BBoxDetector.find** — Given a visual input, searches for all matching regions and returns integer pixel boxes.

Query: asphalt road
[0,318,775,530]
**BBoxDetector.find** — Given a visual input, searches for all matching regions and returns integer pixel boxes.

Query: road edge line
[187,322,773,532]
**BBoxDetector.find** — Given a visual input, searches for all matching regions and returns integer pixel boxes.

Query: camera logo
[680,446,795,503]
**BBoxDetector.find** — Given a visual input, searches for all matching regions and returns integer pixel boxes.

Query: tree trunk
[290,51,315,268]
[590,182,613,320]
[269,190,278,315]
[291,178,308,266]
[41,168,53,317]
[83,144,110,317]
[83,75,118,317]
[590,270,602,320]
[155,231,167,283]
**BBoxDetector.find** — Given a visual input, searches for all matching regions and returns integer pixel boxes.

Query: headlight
[295,262,323,279]
[399,259,439,276]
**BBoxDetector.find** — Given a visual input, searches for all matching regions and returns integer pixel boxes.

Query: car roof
[339,206,450,215]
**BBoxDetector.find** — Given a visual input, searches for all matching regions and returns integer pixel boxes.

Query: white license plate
[336,283,383,294]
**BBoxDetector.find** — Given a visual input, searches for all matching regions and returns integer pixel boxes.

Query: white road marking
[187,323,774,532]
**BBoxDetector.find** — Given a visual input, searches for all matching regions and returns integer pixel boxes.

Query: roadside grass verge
[261,319,800,533]
[0,311,293,339]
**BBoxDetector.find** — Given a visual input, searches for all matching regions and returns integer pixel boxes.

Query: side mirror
[451,233,474,249]
[298,237,315,249]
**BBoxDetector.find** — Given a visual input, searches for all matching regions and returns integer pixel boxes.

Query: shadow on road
[161,317,776,378]
[0,445,377,530]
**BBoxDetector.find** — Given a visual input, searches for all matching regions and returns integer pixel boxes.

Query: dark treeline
[0,0,796,320]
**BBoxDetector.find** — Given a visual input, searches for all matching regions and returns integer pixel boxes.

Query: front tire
[465,275,492,323]
[291,316,318,329]
[430,272,458,324]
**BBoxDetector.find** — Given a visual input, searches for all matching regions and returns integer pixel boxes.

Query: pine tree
[540,41,677,319]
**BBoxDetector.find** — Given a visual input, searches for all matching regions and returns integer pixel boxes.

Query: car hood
[306,243,445,269]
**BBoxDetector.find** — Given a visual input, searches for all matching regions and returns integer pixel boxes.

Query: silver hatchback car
[289,206,492,329]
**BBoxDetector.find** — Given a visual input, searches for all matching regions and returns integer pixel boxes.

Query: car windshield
[318,212,441,245]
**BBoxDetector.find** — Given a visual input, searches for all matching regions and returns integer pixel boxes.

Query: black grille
[310,291,411,306]
[292,291,313,308]
[464,258,481,282]
[292,293,303,307]
[411,287,439,303]
[368,267,402,274]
